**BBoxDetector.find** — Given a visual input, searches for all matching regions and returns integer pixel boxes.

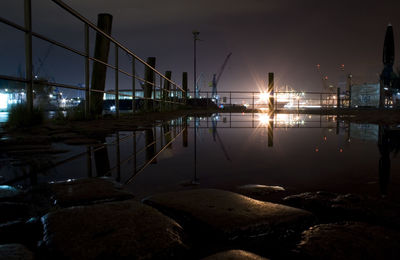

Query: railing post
[163,71,171,111]
[337,87,340,109]
[24,0,33,114]
[144,57,155,111]
[268,72,274,111]
[90,13,113,115]
[229,91,232,107]
[115,45,119,117]
[320,93,322,108]
[182,72,188,105]
[132,58,136,113]
[84,24,90,118]
[252,92,255,112]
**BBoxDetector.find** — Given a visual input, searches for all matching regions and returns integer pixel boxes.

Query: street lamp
[193,30,200,98]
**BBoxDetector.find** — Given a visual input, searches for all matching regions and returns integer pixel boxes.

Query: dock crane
[211,52,232,99]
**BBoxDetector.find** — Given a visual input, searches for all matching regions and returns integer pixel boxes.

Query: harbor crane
[211,52,232,99]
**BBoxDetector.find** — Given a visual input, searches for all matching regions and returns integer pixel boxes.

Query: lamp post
[193,31,200,98]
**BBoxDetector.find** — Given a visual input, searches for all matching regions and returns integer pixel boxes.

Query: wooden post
[84,24,90,118]
[90,13,113,115]
[144,57,156,111]
[132,58,136,113]
[115,45,119,117]
[182,72,188,104]
[24,0,33,113]
[268,72,274,111]
[163,71,171,111]
[337,87,340,109]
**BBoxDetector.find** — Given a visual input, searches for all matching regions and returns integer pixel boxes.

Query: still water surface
[2,113,399,201]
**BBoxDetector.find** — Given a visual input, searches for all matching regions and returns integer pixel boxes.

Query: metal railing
[188,90,349,110]
[0,0,187,117]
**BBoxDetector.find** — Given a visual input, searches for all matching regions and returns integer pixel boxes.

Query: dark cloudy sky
[1,0,400,94]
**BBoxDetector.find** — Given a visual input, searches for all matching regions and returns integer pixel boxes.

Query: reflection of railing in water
[188,113,340,129]
[2,118,187,186]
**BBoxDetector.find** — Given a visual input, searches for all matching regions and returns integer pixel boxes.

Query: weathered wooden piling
[24,0,33,113]
[90,13,113,115]
[163,71,171,111]
[182,72,188,103]
[144,57,156,111]
[268,118,274,147]
[183,117,188,147]
[268,72,274,111]
[337,88,341,109]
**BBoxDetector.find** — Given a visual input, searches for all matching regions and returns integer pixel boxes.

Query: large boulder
[0,244,34,260]
[0,186,22,202]
[143,189,314,252]
[48,177,134,207]
[297,222,400,260]
[41,199,188,259]
[283,191,400,228]
[202,250,269,260]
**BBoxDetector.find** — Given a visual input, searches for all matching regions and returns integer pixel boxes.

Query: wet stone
[49,178,134,207]
[202,250,269,260]
[0,202,30,224]
[283,191,400,228]
[236,184,285,200]
[0,244,34,260]
[41,199,188,259]
[143,189,314,243]
[297,222,400,260]
[63,138,99,145]
[0,218,42,247]
[0,185,21,201]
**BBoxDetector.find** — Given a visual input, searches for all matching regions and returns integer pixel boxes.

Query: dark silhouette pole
[144,57,156,111]
[193,31,200,98]
[90,14,113,115]
[380,24,395,109]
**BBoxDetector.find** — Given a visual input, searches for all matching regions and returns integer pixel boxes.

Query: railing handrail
[51,0,184,92]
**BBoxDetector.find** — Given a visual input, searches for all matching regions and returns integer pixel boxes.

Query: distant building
[350,83,380,108]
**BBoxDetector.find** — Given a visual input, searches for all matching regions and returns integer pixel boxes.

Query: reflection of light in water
[257,113,270,126]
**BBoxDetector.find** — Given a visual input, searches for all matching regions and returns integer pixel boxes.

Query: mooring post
[268,72,274,111]
[144,57,156,111]
[230,92,232,107]
[252,92,255,112]
[337,87,340,109]
[24,0,33,114]
[132,58,136,113]
[115,45,119,117]
[163,71,171,111]
[90,13,113,115]
[182,72,188,105]
[84,24,90,118]
[320,93,323,108]
[268,116,274,147]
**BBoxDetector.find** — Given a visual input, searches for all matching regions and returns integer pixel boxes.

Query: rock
[64,138,99,145]
[0,202,30,223]
[0,218,42,247]
[236,184,285,199]
[202,250,269,260]
[41,200,188,259]
[0,244,34,260]
[143,189,314,243]
[297,222,400,260]
[49,178,135,207]
[0,186,21,201]
[283,191,400,228]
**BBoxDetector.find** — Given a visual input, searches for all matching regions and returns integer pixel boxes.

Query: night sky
[1,0,400,94]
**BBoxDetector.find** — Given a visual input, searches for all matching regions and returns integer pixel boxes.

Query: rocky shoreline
[1,178,400,259]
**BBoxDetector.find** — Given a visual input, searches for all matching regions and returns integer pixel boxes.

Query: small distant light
[315,148,319,152]
[384,87,389,91]
[324,136,327,141]
[4,89,8,92]
[49,94,53,98]
[110,105,116,111]
[339,148,343,153]
[34,75,38,79]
